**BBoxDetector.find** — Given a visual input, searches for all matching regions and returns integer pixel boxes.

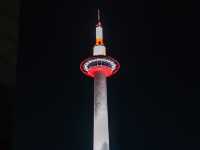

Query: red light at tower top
[80,10,120,78]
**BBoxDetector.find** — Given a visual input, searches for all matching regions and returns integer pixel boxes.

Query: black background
[13,0,200,150]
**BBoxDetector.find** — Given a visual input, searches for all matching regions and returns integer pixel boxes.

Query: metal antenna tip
[98,9,100,22]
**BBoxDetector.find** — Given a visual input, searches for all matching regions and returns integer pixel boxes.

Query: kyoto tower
[80,10,120,150]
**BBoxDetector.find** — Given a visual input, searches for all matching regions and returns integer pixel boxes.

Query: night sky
[15,0,200,150]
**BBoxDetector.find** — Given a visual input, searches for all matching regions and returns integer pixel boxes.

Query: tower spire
[97,9,100,23]
[93,9,106,55]
[95,9,104,46]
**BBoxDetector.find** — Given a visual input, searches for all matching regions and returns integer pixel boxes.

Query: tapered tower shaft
[94,72,109,150]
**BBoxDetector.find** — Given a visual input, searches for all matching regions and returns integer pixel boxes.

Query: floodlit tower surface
[80,9,120,150]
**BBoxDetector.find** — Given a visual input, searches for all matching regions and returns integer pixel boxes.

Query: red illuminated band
[80,56,120,78]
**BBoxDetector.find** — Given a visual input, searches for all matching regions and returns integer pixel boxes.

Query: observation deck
[80,56,120,78]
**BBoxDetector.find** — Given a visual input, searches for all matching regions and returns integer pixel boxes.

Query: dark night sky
[15,0,200,150]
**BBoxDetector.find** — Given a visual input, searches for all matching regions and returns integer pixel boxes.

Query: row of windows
[88,60,113,69]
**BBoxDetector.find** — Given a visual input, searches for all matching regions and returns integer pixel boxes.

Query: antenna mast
[98,9,100,22]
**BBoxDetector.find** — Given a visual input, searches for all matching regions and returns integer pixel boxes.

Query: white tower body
[94,72,109,150]
[80,9,120,150]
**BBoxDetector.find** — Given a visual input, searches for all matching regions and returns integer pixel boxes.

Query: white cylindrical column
[93,72,109,150]
[93,45,106,56]
[96,26,103,40]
